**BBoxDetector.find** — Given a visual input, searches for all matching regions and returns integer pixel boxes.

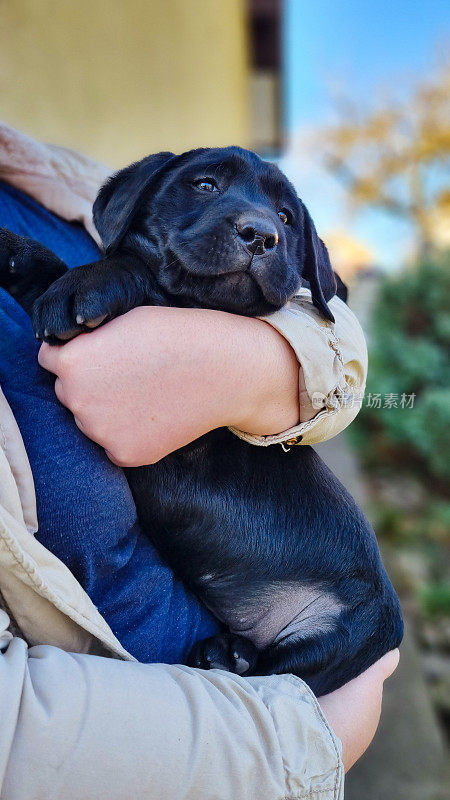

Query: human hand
[38,305,299,466]
[318,649,400,772]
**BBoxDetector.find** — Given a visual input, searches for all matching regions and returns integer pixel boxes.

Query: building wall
[0,0,250,167]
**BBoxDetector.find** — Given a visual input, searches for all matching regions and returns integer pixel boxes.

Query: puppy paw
[0,228,67,312]
[31,259,144,344]
[0,228,42,292]
[32,265,114,344]
[187,633,258,675]
[0,228,22,286]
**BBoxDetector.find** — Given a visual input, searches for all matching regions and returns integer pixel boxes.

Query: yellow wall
[0,0,250,167]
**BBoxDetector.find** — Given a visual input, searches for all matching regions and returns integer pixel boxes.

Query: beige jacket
[0,123,368,799]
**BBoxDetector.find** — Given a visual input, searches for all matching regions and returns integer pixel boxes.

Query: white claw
[76,314,85,325]
[85,314,107,329]
[8,258,15,273]
[44,329,49,338]
[55,330,78,341]
[234,657,250,674]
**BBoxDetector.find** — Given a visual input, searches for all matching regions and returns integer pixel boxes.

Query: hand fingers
[38,342,61,374]
[105,450,123,466]
[365,649,400,686]
[377,649,400,681]
[74,415,114,453]
[54,377,67,407]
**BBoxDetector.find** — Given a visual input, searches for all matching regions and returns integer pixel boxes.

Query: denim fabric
[0,181,220,662]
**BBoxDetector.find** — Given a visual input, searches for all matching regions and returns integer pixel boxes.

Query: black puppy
[0,147,403,694]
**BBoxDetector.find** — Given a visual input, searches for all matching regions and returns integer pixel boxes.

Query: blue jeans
[0,181,220,662]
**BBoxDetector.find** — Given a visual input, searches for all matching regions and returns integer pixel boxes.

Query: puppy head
[94,147,336,319]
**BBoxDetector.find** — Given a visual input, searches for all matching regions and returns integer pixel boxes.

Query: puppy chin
[254,284,293,308]
[158,263,274,315]
[247,275,297,309]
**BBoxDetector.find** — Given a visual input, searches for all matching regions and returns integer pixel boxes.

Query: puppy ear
[301,204,336,322]
[93,152,175,252]
[334,271,348,303]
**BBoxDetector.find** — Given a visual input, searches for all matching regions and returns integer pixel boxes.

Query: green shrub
[419,582,450,619]
[354,252,450,484]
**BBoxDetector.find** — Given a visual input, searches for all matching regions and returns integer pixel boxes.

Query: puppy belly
[219,582,346,650]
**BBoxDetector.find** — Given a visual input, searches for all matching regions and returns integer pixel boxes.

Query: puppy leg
[256,596,403,696]
[0,228,67,315]
[255,629,347,695]
[187,632,258,675]
[32,254,159,344]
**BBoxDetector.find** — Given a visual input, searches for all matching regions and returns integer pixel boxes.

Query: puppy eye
[194,179,218,193]
[278,209,291,225]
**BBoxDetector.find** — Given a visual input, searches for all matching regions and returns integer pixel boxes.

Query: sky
[281,0,449,268]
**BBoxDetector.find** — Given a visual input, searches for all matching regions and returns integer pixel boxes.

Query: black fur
[0,146,403,694]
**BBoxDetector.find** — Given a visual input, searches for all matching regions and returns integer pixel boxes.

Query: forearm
[318,649,400,772]
[225,314,300,436]
[38,306,300,466]
[113,307,300,460]
[146,307,300,440]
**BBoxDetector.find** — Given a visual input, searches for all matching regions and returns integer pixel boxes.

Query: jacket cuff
[229,290,367,447]
[247,672,345,799]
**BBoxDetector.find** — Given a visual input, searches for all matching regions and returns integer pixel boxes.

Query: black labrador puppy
[0,146,403,694]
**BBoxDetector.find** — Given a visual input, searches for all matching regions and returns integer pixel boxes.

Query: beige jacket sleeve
[0,632,343,800]
[230,289,368,447]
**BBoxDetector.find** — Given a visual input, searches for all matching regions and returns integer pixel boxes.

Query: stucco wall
[0,0,250,167]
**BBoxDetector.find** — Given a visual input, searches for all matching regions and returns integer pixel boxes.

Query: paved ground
[316,436,450,799]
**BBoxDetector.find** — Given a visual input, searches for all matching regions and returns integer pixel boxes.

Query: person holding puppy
[0,122,398,799]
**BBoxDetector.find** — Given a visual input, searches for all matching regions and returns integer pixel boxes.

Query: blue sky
[281,0,449,267]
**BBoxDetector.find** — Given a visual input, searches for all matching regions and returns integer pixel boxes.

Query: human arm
[318,648,399,771]
[0,615,398,800]
[38,305,300,466]
[37,289,367,467]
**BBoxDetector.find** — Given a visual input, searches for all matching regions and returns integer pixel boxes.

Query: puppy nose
[235,217,278,255]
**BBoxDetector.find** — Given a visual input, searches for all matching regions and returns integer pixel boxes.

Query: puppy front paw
[187,633,258,675]
[32,265,113,344]
[0,228,66,312]
[0,228,22,287]
[31,258,147,344]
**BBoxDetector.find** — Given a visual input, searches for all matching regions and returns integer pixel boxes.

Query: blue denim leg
[0,181,220,662]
